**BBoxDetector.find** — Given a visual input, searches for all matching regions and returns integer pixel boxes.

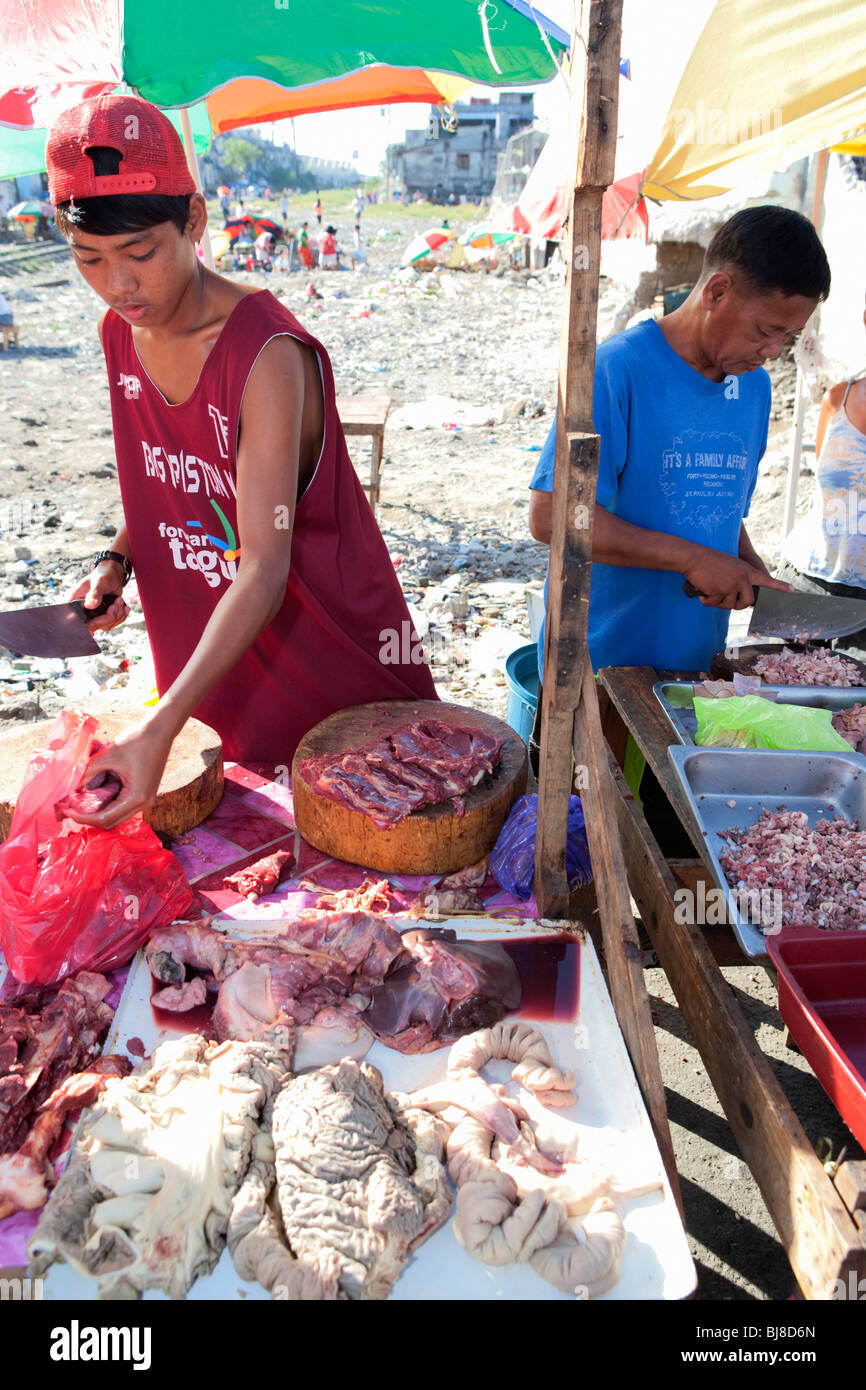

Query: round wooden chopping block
[292,699,527,875]
[0,713,223,842]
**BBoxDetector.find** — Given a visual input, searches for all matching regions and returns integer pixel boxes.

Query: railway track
[0,241,71,280]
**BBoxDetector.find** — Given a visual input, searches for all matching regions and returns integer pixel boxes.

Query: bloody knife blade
[0,592,120,658]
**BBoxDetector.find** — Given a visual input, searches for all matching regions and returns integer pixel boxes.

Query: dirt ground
[0,197,859,1301]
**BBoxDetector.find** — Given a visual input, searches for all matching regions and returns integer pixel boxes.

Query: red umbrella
[223,216,253,241]
[252,216,283,241]
[512,131,648,243]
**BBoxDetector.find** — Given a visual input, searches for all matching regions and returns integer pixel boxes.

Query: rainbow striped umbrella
[0,1,564,179]
[459,224,519,249]
[402,229,454,265]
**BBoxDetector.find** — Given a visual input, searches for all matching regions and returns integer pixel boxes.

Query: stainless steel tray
[654,680,866,746]
[667,746,866,957]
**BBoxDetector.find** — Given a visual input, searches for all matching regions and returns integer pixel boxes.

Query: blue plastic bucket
[504,643,540,746]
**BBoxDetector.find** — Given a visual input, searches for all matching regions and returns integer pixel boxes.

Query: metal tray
[667,746,866,957]
[654,680,866,746]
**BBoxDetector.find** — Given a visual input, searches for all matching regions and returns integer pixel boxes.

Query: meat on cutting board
[299,718,504,829]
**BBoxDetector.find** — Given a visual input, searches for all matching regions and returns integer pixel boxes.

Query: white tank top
[783,381,866,586]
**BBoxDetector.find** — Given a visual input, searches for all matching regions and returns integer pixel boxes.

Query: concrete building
[394,93,534,201]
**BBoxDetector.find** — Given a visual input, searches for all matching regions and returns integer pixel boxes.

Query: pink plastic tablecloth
[0,762,535,1266]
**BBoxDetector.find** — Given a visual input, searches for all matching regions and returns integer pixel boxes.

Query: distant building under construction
[393,93,535,201]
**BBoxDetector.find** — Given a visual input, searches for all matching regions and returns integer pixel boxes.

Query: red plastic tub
[768,929,866,1149]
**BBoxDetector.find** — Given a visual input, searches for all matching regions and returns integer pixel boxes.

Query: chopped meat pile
[296,877,401,915]
[0,1057,130,1221]
[719,808,866,931]
[0,972,130,1221]
[223,848,295,900]
[831,702,866,753]
[0,972,116,1155]
[144,917,522,1058]
[693,675,777,701]
[299,718,504,828]
[230,1058,450,1300]
[29,1033,292,1299]
[751,646,863,687]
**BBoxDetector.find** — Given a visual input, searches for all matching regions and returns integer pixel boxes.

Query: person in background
[280,192,289,221]
[254,229,275,269]
[236,196,246,219]
[320,224,338,269]
[0,285,14,333]
[314,195,323,227]
[777,296,866,659]
[353,190,364,220]
[298,221,313,269]
[351,223,367,269]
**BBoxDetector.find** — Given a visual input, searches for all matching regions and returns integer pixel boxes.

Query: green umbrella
[0,1,563,141]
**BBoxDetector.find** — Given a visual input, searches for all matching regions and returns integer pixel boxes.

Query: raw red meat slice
[54,770,123,820]
[223,848,296,900]
[365,740,451,801]
[299,718,504,827]
[315,753,424,828]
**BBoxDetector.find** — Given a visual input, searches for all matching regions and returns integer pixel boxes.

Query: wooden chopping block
[0,713,223,842]
[292,699,527,875]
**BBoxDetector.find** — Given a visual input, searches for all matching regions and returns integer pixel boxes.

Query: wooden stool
[336,392,392,517]
[1,324,19,349]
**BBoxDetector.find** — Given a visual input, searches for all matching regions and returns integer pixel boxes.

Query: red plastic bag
[0,709,196,985]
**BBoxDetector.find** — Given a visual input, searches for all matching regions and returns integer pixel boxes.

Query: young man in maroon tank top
[45,95,436,828]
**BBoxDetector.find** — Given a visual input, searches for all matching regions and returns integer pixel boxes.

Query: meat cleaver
[683,579,866,642]
[746,586,866,642]
[0,592,120,658]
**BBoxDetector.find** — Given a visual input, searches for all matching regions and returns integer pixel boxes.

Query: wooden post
[532,1,682,1215]
[535,0,622,918]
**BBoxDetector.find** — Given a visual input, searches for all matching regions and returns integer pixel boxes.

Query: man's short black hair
[703,206,831,302]
[54,146,191,238]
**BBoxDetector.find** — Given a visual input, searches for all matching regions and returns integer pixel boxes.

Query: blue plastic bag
[490,794,592,900]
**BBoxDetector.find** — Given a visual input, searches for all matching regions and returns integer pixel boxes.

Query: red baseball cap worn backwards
[46,94,196,205]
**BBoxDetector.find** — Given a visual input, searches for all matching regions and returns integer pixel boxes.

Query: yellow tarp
[641,0,866,201]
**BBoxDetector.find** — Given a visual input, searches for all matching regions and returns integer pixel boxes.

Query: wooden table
[336,392,392,516]
[598,664,866,1300]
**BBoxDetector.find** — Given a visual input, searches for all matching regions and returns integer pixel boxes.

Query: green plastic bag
[693,695,852,751]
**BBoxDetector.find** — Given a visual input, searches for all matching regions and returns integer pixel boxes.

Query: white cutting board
[39,918,696,1302]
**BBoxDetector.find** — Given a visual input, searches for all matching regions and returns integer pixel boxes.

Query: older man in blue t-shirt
[529,206,831,682]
